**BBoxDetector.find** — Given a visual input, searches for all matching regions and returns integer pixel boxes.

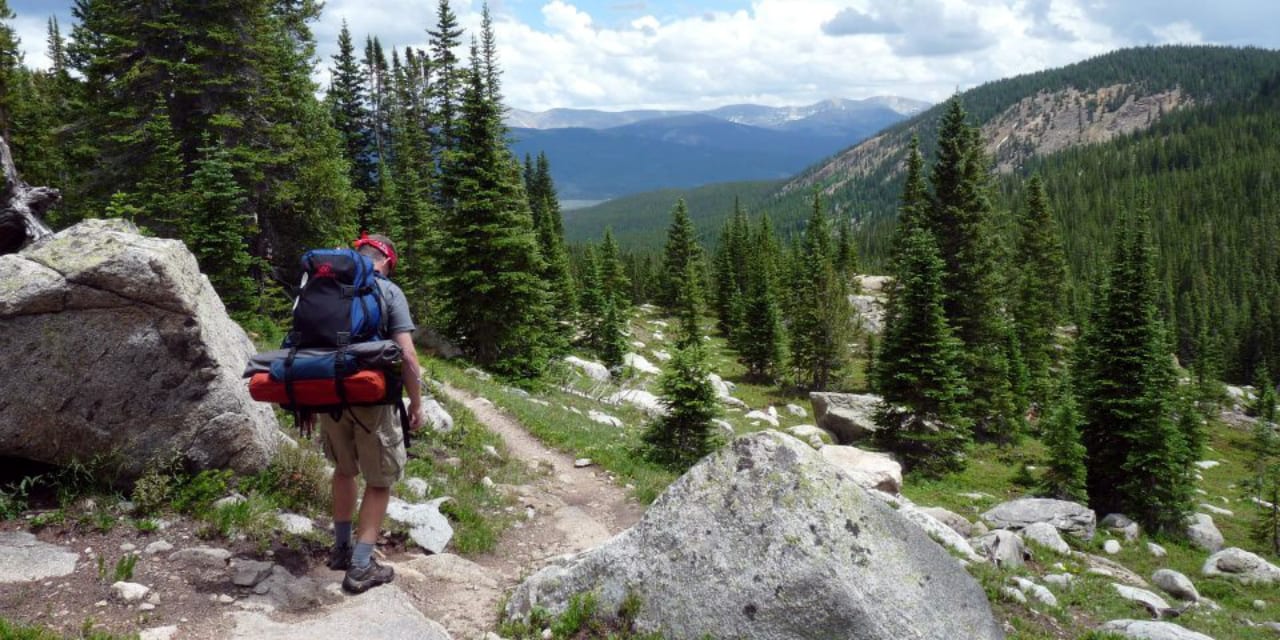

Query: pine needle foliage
[641,342,721,472]
[1074,208,1195,533]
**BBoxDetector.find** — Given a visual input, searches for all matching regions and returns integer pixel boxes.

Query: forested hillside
[571,46,1280,384]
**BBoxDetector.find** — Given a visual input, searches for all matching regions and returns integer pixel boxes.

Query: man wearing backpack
[301,233,424,594]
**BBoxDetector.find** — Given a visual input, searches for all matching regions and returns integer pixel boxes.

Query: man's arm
[392,331,424,431]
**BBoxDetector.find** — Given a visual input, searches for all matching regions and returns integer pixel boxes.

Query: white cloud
[1151,20,1204,45]
[14,0,1277,111]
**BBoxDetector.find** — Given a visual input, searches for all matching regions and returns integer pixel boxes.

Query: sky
[9,0,1280,112]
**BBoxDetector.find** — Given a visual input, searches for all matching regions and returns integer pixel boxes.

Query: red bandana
[352,232,397,271]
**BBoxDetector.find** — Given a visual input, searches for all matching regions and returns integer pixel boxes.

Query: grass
[0,617,137,640]
[396,387,528,554]
[498,591,662,640]
[429,357,677,504]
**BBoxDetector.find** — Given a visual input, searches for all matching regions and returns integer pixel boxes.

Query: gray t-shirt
[376,278,415,336]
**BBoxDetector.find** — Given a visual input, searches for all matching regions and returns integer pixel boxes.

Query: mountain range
[504,97,929,201]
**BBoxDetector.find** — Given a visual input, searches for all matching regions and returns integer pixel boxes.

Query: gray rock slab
[505,431,1003,640]
[982,498,1096,540]
[1185,513,1224,552]
[808,392,882,443]
[387,496,454,554]
[1021,522,1071,555]
[1111,584,1171,614]
[818,444,902,494]
[897,504,984,563]
[972,530,1027,569]
[0,531,78,583]
[920,506,974,537]
[169,546,231,569]
[423,398,454,433]
[229,584,451,640]
[1152,569,1199,602]
[1097,619,1215,640]
[275,513,314,535]
[0,219,280,480]
[231,559,275,587]
[1201,547,1280,585]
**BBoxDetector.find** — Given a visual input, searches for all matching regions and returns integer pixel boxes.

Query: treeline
[0,0,581,380]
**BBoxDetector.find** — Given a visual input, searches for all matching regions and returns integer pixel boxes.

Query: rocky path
[407,384,644,638]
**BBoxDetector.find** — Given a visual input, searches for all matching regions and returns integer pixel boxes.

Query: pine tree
[527,152,577,346]
[184,138,257,317]
[738,222,786,381]
[659,198,703,311]
[328,21,375,206]
[712,199,750,341]
[1075,209,1194,532]
[1012,175,1068,405]
[577,245,606,350]
[834,214,858,281]
[434,40,551,379]
[428,0,466,205]
[642,340,721,471]
[1246,364,1280,554]
[925,98,1017,438]
[672,260,705,350]
[789,193,853,391]
[599,228,630,312]
[1038,377,1088,502]
[872,226,970,475]
[599,295,629,374]
[0,0,18,139]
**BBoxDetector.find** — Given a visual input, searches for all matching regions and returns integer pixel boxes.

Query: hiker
[300,233,424,594]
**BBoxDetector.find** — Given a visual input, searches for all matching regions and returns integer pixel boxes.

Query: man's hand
[408,398,424,432]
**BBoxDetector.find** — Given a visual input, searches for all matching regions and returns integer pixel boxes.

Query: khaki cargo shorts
[319,405,406,488]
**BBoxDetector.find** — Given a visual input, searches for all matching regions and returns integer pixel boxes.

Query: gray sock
[334,521,353,548]
[352,541,375,568]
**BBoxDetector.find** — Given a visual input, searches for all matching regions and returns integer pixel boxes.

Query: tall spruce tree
[925,98,1019,439]
[789,194,853,391]
[1247,364,1280,554]
[712,198,750,341]
[1037,377,1088,502]
[599,228,630,312]
[428,0,465,205]
[1075,209,1194,532]
[642,315,720,470]
[0,0,17,139]
[659,198,703,311]
[526,152,577,343]
[328,21,375,206]
[577,244,606,350]
[738,217,786,381]
[435,40,551,379]
[1012,175,1068,405]
[184,138,257,317]
[872,225,970,475]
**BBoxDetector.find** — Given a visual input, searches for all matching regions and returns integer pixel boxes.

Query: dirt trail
[403,383,645,639]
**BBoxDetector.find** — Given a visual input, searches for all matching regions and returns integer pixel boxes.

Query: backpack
[284,248,387,349]
[248,247,409,441]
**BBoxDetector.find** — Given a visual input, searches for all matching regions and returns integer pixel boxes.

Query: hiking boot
[342,557,394,594]
[326,544,352,571]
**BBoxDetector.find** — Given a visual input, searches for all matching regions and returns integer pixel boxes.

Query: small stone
[276,513,314,535]
[119,543,137,552]
[138,602,156,611]
[1254,599,1267,610]
[483,445,501,459]
[526,507,536,520]
[212,493,246,509]
[1001,586,1027,604]
[94,600,107,607]
[1104,540,1122,555]
[573,458,592,468]
[481,476,495,487]
[231,559,274,588]
[541,629,553,640]
[111,581,150,603]
[1147,542,1167,558]
[217,594,235,604]
[138,625,178,640]
[144,540,174,555]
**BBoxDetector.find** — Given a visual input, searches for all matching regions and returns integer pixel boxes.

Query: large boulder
[981,498,1096,540]
[1184,513,1224,552]
[606,389,666,416]
[505,431,1004,640]
[1097,620,1215,640]
[818,445,902,494]
[848,294,885,334]
[1151,569,1199,602]
[565,356,610,382]
[0,219,280,480]
[808,392,882,443]
[1201,547,1280,585]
